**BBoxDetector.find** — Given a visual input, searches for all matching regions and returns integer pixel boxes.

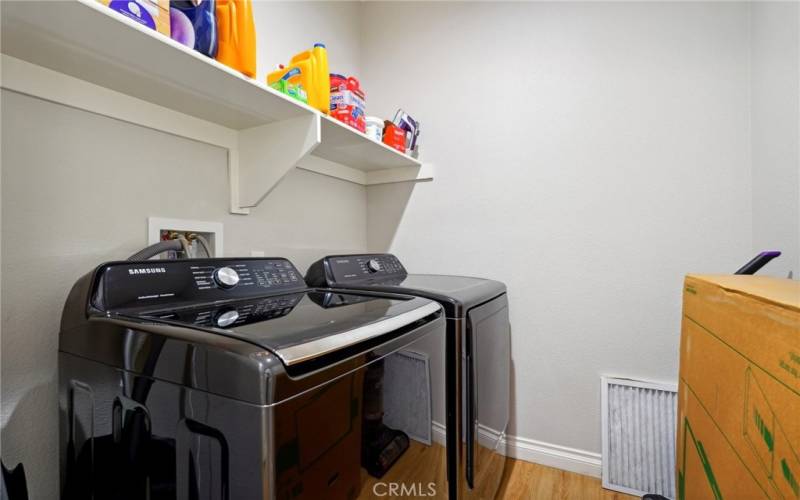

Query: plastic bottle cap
[314,43,326,48]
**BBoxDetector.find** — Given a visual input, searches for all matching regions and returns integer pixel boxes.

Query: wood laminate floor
[356,441,639,499]
[496,456,639,500]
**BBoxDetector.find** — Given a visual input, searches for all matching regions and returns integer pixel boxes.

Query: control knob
[367,259,382,273]
[213,267,240,289]
[215,308,240,328]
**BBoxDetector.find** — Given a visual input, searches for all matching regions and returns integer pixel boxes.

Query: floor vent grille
[601,376,678,498]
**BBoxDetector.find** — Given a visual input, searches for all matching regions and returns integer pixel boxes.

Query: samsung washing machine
[58,256,447,499]
[306,254,511,499]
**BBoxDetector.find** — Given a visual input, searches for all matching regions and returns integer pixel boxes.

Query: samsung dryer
[58,257,446,499]
[306,254,511,499]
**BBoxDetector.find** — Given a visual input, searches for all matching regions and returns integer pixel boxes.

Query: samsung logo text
[128,267,166,275]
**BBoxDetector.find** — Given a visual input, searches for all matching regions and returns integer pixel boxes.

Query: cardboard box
[677,275,800,500]
[98,0,170,37]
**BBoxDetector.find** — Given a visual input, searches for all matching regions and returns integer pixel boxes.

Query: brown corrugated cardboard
[677,274,800,500]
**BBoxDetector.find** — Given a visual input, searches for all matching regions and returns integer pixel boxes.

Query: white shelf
[316,116,421,171]
[0,0,309,130]
[0,0,430,213]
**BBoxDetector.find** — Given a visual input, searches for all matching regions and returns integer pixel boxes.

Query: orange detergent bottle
[215,0,257,78]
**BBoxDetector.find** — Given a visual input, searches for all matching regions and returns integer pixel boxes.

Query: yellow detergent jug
[267,59,315,108]
[288,50,318,110]
[215,0,257,78]
[312,43,329,114]
[289,44,329,114]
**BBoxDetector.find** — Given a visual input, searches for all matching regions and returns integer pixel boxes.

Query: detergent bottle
[312,43,329,114]
[170,0,218,57]
[267,65,309,104]
[288,50,319,111]
[268,60,315,107]
[215,0,257,78]
[289,44,329,114]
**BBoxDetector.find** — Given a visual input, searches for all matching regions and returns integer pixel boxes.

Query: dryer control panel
[305,254,407,286]
[95,258,305,311]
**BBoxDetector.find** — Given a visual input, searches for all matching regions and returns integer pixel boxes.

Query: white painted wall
[0,4,364,498]
[750,1,800,279]
[253,1,362,82]
[2,2,797,496]
[361,1,754,460]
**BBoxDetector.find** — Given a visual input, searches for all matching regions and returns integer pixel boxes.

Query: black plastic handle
[734,251,781,275]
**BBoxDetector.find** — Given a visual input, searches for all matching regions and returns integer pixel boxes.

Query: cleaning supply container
[170,0,217,57]
[286,50,318,110]
[365,116,384,142]
[383,122,406,153]
[312,43,329,114]
[268,61,314,107]
[267,44,329,113]
[215,0,256,78]
[106,0,171,36]
[330,74,366,132]
[268,66,308,104]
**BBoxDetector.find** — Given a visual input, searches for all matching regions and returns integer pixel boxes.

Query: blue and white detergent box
[99,0,171,37]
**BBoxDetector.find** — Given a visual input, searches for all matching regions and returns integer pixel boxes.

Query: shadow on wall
[366,182,417,252]
[1,379,56,500]
[507,333,518,438]
[1,461,29,500]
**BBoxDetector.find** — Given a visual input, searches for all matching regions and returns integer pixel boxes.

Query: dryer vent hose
[127,239,184,261]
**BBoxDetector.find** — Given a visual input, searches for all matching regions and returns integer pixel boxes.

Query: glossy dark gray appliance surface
[306,254,511,499]
[306,254,506,318]
[59,257,445,499]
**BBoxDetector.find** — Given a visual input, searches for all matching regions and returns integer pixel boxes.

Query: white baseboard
[432,420,447,445]
[504,434,602,478]
[429,422,602,479]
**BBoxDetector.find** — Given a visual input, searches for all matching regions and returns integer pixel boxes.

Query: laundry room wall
[361,1,755,470]
[253,1,362,82]
[0,3,364,498]
[750,1,800,279]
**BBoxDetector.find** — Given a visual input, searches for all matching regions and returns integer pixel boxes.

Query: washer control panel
[213,267,240,289]
[306,254,407,286]
[97,258,304,311]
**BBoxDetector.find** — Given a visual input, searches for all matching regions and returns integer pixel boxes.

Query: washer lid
[385,274,505,298]
[306,254,507,316]
[135,290,441,367]
[350,275,506,317]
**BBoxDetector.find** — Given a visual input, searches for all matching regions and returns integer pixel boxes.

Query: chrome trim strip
[276,302,441,366]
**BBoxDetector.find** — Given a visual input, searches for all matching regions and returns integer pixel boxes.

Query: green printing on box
[745,368,776,474]
[679,418,724,500]
[743,367,800,498]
